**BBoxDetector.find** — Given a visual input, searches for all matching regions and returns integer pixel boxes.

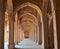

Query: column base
[8,44,15,49]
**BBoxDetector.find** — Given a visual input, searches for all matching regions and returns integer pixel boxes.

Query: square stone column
[0,0,5,49]
[7,0,15,49]
[38,22,42,44]
[8,16,15,49]
[56,5,60,49]
[42,12,49,49]
[37,13,42,45]
[8,10,15,49]
[49,20,54,49]
[42,0,50,49]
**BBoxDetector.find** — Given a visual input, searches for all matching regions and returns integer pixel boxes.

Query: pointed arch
[14,2,43,22]
[14,2,44,48]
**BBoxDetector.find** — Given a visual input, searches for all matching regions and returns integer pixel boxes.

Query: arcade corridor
[0,0,60,49]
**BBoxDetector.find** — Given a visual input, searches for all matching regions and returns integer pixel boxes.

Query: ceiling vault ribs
[13,2,43,33]
[16,2,43,22]
[19,13,38,24]
[13,0,43,11]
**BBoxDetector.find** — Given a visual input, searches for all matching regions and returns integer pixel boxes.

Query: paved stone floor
[4,38,43,49]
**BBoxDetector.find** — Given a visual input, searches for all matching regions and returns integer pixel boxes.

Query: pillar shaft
[17,21,20,43]
[42,0,49,49]
[0,0,5,49]
[50,0,58,49]
[43,13,49,49]
[7,0,14,49]
[38,22,42,44]
[8,10,14,49]
[56,5,60,49]
[34,26,37,42]
[37,12,42,44]
[36,26,37,43]
[14,16,18,44]
[37,25,39,44]
[9,16,14,49]
[49,20,54,49]
[14,15,18,44]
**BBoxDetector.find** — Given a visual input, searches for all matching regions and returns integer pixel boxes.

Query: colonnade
[0,0,59,49]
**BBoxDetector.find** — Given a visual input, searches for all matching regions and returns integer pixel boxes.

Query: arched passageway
[0,0,58,49]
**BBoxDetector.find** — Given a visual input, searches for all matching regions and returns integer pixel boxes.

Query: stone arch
[20,13,38,25]
[50,0,58,49]
[14,2,43,22]
[14,2,44,47]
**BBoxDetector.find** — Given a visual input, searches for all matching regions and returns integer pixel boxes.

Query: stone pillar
[14,22,17,44]
[36,25,39,44]
[50,0,58,49]
[36,25,39,43]
[34,26,37,42]
[0,0,5,49]
[7,0,15,49]
[49,19,54,49]
[56,2,60,49]
[33,27,35,41]
[34,26,37,43]
[14,13,18,44]
[9,15,14,49]
[42,0,49,49]
[43,11,49,49]
[8,13,15,49]
[38,22,42,44]
[17,20,20,43]
[37,13,42,45]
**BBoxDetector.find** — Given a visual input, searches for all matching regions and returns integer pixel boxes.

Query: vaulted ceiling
[13,0,43,11]
[5,0,52,33]
[5,0,44,33]
[17,2,40,32]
